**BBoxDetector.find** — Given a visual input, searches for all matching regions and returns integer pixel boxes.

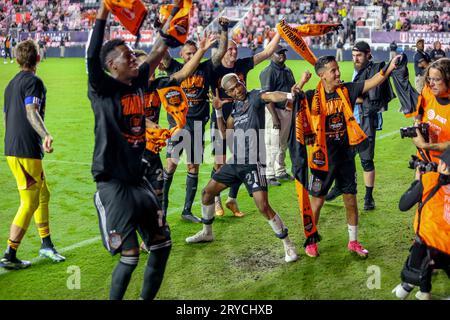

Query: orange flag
[105,0,147,36]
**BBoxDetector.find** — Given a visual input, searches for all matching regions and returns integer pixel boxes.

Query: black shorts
[143,150,163,192]
[213,162,267,195]
[308,159,357,197]
[356,113,378,161]
[166,119,206,164]
[94,179,171,255]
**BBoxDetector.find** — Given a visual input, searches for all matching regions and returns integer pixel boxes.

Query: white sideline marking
[0,201,199,276]
[0,129,400,276]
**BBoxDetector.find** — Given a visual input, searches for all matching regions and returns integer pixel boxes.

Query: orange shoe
[226,199,245,217]
[215,199,224,217]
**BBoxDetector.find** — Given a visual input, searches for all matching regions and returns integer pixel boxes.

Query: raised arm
[211,17,229,67]
[362,55,401,94]
[253,32,280,66]
[211,89,233,139]
[144,1,181,75]
[86,2,109,87]
[170,33,217,83]
[261,90,293,104]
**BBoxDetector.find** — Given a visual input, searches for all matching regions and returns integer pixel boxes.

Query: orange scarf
[145,86,188,153]
[104,0,147,36]
[307,82,367,172]
[159,0,192,46]
[277,20,342,66]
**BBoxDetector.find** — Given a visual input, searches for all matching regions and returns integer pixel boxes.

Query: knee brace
[361,159,374,172]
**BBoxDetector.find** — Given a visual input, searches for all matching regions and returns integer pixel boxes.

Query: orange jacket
[419,85,450,163]
[414,172,450,255]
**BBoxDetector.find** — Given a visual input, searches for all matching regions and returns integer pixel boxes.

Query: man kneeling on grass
[185,73,299,263]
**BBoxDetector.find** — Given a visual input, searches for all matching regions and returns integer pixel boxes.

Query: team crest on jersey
[109,231,122,250]
[328,113,344,131]
[130,115,143,135]
[166,90,182,106]
[312,150,326,167]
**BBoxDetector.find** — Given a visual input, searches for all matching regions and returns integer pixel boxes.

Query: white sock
[214,196,221,204]
[348,224,357,242]
[203,224,213,234]
[202,203,215,221]
[268,214,285,235]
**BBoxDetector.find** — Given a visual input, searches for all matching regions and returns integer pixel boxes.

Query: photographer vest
[414,172,450,255]
[419,85,450,163]
[353,61,395,116]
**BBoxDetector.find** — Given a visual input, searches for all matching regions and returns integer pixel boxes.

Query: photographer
[393,148,450,300]
[410,58,450,164]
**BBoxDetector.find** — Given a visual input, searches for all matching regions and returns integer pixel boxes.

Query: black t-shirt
[259,61,296,109]
[4,71,47,159]
[305,82,364,163]
[165,58,212,122]
[230,89,265,164]
[430,49,446,61]
[414,50,431,76]
[87,19,150,184]
[211,56,254,124]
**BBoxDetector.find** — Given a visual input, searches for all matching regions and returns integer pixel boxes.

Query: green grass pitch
[0,58,448,300]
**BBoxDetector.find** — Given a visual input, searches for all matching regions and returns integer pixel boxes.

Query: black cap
[352,41,371,53]
[275,44,288,54]
[437,148,450,167]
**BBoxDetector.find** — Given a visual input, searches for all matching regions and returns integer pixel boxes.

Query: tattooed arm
[25,104,53,153]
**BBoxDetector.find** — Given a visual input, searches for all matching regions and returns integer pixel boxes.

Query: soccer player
[210,32,281,217]
[185,73,299,263]
[326,41,395,211]
[159,17,229,223]
[413,39,431,93]
[301,55,400,258]
[87,1,178,300]
[1,39,65,270]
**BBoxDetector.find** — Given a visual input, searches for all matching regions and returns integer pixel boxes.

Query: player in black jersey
[186,73,299,263]
[209,32,282,218]
[159,17,230,223]
[88,1,180,300]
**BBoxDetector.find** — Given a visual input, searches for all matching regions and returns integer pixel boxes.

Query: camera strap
[416,180,442,238]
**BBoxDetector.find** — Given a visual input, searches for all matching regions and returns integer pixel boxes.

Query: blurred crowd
[0,0,448,49]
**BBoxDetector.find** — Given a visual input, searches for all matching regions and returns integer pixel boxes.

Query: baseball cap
[437,148,450,167]
[352,41,371,53]
[275,44,288,54]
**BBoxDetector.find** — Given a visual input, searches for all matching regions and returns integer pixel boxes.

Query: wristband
[215,109,223,118]
[287,93,293,100]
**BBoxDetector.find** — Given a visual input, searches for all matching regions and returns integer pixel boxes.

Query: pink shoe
[348,241,369,258]
[305,243,319,257]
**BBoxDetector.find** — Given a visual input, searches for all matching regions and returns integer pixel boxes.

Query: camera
[408,155,437,173]
[400,123,429,142]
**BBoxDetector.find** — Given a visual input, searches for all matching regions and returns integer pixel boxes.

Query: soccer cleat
[181,212,201,223]
[215,199,224,217]
[185,230,214,244]
[325,186,343,201]
[283,241,299,263]
[392,283,414,299]
[0,256,31,270]
[305,243,319,257]
[348,240,369,258]
[225,199,245,217]
[415,291,432,300]
[275,173,294,181]
[39,247,66,262]
[268,178,281,186]
[364,197,375,210]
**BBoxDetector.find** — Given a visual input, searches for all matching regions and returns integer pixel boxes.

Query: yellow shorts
[6,156,45,190]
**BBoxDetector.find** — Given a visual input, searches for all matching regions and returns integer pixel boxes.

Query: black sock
[109,255,139,300]
[229,182,241,199]
[162,170,174,214]
[140,245,171,300]
[41,235,54,249]
[365,186,374,199]
[183,173,198,214]
[4,245,17,260]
